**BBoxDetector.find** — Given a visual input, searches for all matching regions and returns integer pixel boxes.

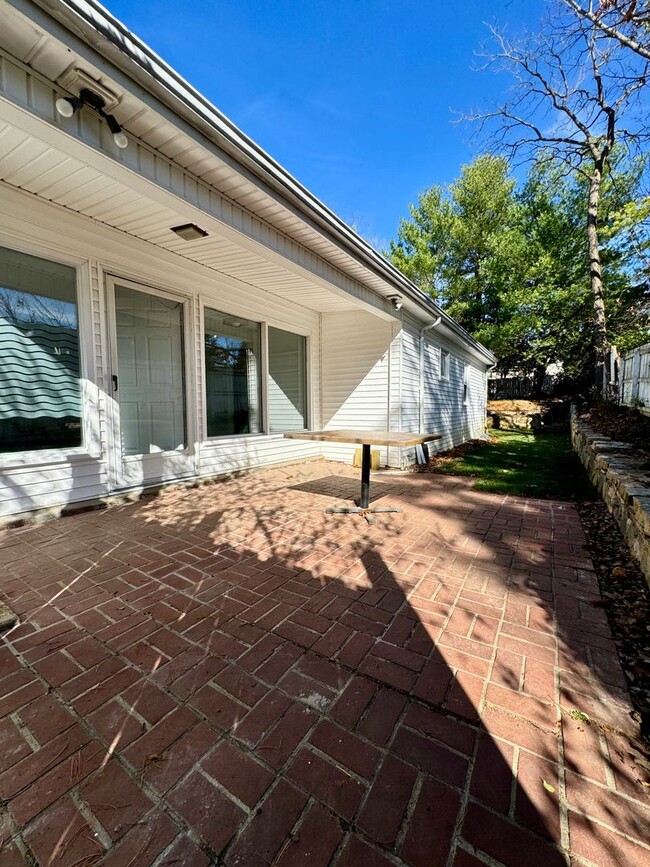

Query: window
[440,349,450,380]
[204,309,262,436]
[0,246,82,453]
[268,327,307,432]
[463,364,470,404]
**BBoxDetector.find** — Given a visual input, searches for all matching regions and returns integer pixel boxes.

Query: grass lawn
[431,429,594,501]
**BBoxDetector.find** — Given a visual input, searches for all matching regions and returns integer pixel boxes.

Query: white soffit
[0,111,358,314]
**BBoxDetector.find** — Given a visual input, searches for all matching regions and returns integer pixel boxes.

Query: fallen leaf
[142,753,164,770]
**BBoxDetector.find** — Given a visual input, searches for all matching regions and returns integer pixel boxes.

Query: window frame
[0,237,95,470]
[200,301,311,440]
[440,348,450,381]
[201,304,265,440]
[267,324,310,435]
[463,363,470,405]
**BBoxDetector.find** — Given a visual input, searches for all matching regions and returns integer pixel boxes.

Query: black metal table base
[325,443,401,523]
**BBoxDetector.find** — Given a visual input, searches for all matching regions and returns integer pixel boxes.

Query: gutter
[27,0,496,366]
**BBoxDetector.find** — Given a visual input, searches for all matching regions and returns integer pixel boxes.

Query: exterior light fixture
[170,223,209,241]
[389,295,403,311]
[55,95,83,117]
[55,87,128,149]
[104,113,129,149]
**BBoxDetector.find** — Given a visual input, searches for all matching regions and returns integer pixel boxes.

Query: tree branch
[563,0,650,61]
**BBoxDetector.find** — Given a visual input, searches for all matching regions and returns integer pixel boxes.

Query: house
[0,0,496,522]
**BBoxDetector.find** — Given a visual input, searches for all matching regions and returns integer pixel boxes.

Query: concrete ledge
[571,406,650,587]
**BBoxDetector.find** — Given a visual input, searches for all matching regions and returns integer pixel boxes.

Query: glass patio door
[108,277,194,488]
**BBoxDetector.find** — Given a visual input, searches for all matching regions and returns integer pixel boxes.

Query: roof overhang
[3,0,497,366]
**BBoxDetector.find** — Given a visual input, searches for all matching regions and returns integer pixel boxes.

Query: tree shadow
[0,460,647,865]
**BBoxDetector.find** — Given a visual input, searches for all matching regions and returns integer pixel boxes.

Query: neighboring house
[0,0,496,521]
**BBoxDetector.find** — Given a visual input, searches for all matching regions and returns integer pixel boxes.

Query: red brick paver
[1,461,648,866]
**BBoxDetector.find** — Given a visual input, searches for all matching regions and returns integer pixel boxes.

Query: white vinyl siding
[400,317,487,464]
[400,313,421,433]
[423,346,485,451]
[466,365,488,439]
[321,311,393,466]
[387,321,402,467]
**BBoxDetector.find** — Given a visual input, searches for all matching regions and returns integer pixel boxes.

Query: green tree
[467,4,649,389]
[389,155,527,333]
[599,189,650,352]
[513,160,600,390]
[388,184,452,299]
[389,152,648,392]
[497,155,647,388]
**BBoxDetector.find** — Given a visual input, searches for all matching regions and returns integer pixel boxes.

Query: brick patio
[0,460,648,867]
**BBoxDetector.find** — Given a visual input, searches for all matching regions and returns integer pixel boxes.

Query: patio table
[284,429,441,522]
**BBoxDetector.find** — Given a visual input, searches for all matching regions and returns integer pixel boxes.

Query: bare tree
[467,4,648,388]
[563,0,650,61]
[0,287,76,329]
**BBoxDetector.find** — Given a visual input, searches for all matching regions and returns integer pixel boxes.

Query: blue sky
[107,0,546,248]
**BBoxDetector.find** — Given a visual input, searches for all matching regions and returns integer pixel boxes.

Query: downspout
[419,317,442,432]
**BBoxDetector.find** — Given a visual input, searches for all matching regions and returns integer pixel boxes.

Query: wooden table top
[284,430,442,448]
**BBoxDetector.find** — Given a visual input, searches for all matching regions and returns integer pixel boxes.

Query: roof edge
[27,0,497,365]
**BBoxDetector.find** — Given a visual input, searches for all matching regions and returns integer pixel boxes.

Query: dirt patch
[488,399,544,414]
[579,501,650,743]
[410,438,494,472]
[488,399,570,431]
[584,401,650,455]
[487,400,541,431]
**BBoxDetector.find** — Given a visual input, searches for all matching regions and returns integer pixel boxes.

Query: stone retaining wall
[571,406,650,587]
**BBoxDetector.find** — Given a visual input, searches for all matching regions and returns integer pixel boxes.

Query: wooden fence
[617,343,650,408]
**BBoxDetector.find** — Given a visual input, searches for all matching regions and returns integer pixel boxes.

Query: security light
[55,87,128,149]
[55,96,83,117]
[104,113,129,149]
